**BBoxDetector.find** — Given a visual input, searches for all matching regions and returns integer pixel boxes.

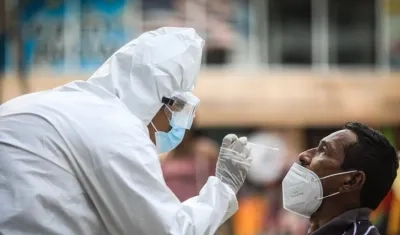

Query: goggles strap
[164,105,173,113]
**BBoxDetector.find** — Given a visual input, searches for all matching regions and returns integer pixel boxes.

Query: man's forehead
[322,129,357,144]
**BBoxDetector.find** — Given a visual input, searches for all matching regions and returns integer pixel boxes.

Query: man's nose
[298,149,314,166]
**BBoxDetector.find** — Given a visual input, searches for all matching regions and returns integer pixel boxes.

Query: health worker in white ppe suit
[0,27,252,235]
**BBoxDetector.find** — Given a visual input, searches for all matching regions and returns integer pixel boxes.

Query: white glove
[216,134,252,194]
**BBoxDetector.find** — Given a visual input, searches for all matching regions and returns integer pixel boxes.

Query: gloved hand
[216,134,252,194]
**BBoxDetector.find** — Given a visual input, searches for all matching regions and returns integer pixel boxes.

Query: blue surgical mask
[151,117,186,154]
[154,127,185,154]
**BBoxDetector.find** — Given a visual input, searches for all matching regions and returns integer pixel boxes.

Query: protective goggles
[161,91,200,129]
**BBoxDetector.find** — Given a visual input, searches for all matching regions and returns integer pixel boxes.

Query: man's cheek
[308,160,324,176]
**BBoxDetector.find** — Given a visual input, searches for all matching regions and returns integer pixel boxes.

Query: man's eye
[318,146,327,153]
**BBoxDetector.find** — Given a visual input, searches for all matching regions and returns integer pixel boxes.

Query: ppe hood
[87,27,205,124]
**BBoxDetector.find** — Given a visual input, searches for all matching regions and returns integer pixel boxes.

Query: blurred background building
[1,0,400,234]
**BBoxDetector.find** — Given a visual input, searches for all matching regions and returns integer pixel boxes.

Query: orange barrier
[232,196,268,235]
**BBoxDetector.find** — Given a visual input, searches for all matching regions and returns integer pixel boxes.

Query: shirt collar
[309,208,372,235]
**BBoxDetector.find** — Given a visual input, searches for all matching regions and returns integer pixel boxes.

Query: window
[328,0,377,66]
[268,0,312,65]
[387,0,400,68]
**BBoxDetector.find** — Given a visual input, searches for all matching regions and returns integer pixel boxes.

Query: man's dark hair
[341,122,399,210]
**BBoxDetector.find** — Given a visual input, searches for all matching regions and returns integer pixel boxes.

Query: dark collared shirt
[309,208,379,235]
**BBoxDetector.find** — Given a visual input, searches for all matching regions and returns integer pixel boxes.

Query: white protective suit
[0,27,238,235]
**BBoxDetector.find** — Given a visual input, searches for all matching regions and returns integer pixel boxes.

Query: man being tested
[0,27,252,235]
[282,122,399,235]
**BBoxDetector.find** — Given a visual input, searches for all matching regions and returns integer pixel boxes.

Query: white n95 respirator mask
[282,163,357,218]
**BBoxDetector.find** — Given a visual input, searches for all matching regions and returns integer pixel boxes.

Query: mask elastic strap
[164,105,174,122]
[317,192,340,200]
[316,170,358,200]
[150,122,158,132]
[164,105,173,113]
[319,170,358,180]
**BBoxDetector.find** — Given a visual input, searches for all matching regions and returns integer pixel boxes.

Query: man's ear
[339,171,366,193]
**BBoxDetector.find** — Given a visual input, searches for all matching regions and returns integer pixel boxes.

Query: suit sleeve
[80,124,238,235]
